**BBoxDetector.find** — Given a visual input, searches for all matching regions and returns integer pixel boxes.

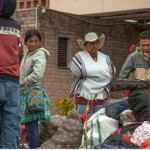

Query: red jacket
[0,0,21,82]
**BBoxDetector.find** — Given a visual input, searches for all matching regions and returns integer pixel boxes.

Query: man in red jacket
[0,0,21,148]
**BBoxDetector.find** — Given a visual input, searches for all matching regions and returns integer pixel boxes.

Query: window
[58,38,68,68]
[33,1,38,7]
[19,2,24,9]
[27,2,31,8]
[42,0,46,6]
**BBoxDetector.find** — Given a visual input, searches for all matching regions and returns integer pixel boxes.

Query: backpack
[105,122,142,149]
[128,88,150,122]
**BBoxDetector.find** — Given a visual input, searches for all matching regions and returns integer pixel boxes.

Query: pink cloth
[130,121,150,149]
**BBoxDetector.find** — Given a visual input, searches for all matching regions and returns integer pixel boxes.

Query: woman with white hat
[68,32,116,117]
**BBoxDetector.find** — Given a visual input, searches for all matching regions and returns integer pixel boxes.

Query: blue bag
[103,97,129,120]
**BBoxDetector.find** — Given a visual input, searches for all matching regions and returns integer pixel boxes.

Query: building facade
[49,0,150,17]
[16,0,49,9]
[13,8,141,114]
[49,0,150,27]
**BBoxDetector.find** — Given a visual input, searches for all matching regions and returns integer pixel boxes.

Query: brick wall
[13,9,141,115]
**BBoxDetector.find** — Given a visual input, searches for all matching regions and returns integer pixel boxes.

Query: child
[19,125,28,149]
[18,43,29,149]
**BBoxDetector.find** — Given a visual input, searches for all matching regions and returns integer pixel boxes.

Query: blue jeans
[0,79,21,149]
[77,104,103,119]
[26,120,40,149]
[106,97,129,120]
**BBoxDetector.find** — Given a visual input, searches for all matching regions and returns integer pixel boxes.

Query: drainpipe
[35,6,38,30]
[49,0,50,9]
[35,5,46,29]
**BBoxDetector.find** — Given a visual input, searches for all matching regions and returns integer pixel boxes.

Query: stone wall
[13,8,141,114]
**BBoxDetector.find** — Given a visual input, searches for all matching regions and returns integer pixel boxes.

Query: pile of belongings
[94,121,150,149]
[116,78,150,122]
[80,78,150,149]
[82,100,149,149]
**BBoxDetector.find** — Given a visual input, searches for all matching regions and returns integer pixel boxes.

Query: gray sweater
[20,47,50,91]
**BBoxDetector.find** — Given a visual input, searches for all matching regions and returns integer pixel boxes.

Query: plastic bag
[85,108,119,149]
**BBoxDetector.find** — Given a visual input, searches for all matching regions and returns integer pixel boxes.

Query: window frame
[57,34,71,69]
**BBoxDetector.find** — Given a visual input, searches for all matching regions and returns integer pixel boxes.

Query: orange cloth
[21,124,25,130]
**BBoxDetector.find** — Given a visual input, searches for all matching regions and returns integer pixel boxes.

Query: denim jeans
[106,97,129,120]
[26,120,40,149]
[0,79,21,149]
[77,104,103,119]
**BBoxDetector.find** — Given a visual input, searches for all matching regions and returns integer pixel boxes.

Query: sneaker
[19,144,29,149]
[19,144,24,149]
[24,143,29,149]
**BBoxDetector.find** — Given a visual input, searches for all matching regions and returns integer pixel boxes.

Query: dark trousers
[26,120,40,149]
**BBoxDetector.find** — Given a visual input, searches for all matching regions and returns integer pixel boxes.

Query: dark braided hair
[139,31,150,41]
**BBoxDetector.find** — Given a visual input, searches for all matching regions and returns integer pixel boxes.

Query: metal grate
[58,38,67,67]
